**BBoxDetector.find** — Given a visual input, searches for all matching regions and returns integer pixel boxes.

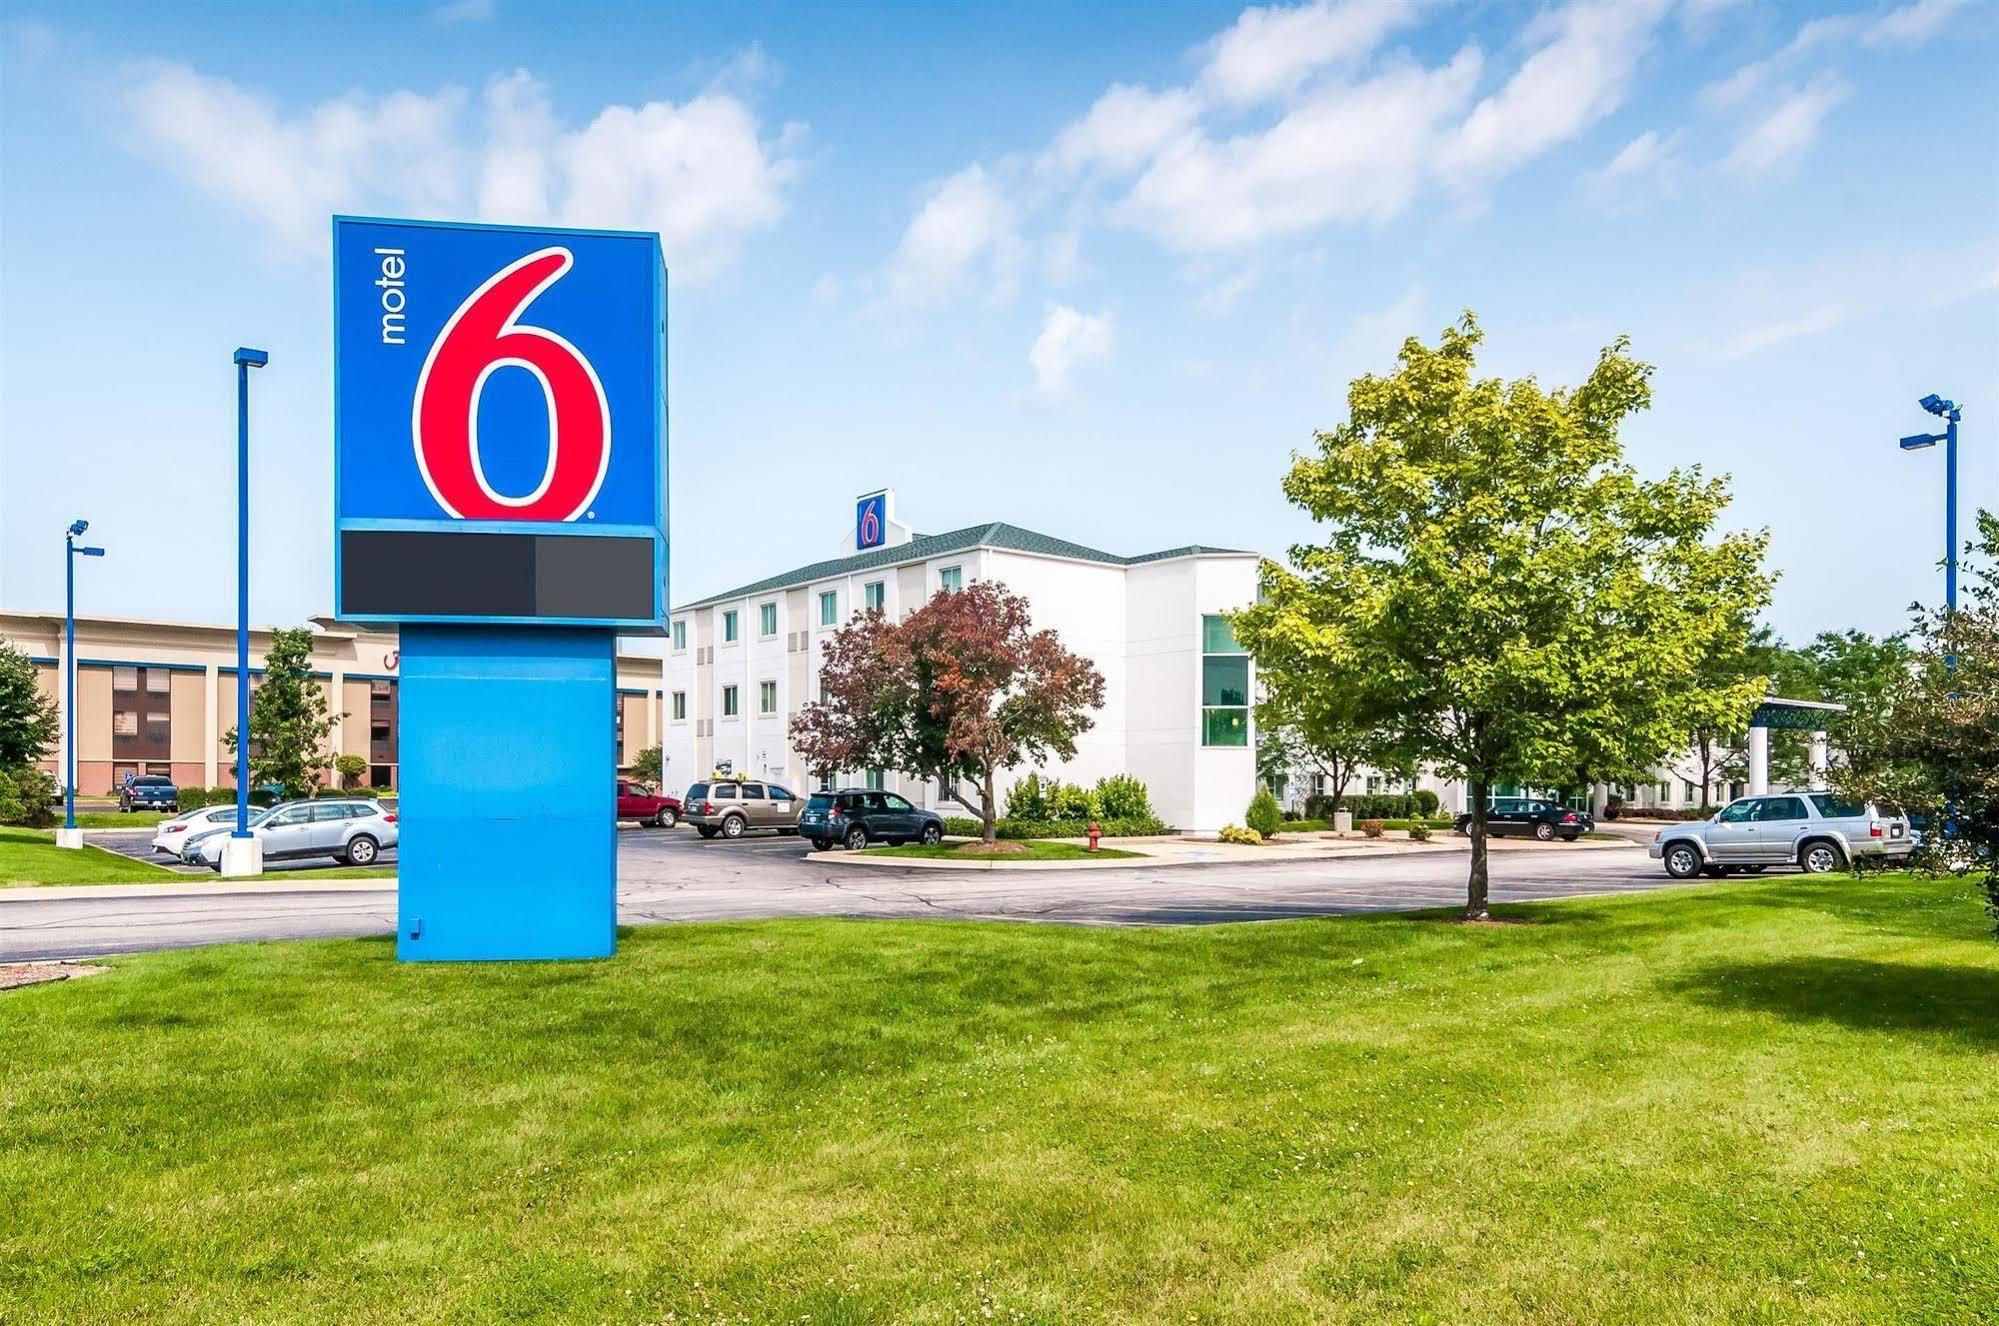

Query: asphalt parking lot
[3,824,1686,960]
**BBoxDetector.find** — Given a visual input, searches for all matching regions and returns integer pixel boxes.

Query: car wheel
[1453,817,1472,836]
[721,815,746,840]
[1799,840,1845,874]
[1533,822,1556,841]
[658,809,678,828]
[920,823,943,845]
[843,826,868,851]
[1662,843,1702,879]
[811,840,833,852]
[696,827,718,840]
[345,835,379,866]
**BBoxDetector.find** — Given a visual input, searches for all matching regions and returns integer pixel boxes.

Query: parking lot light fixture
[61,521,106,842]
[232,348,269,850]
[1901,393,1963,616]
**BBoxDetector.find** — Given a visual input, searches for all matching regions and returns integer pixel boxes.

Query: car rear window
[806,793,836,811]
[137,776,172,786]
[685,782,709,801]
[1808,794,1866,818]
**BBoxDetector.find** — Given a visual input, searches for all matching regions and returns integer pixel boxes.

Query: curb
[0,878,398,903]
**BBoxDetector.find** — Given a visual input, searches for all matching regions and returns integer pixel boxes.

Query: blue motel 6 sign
[333,216,666,629]
[332,216,666,963]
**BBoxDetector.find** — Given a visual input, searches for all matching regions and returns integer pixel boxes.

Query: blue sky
[2,0,1994,642]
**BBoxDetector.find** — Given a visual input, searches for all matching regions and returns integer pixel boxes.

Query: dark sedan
[798,789,945,851]
[1454,797,1593,842]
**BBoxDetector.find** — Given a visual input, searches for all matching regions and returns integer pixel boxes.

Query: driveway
[0,828,1681,962]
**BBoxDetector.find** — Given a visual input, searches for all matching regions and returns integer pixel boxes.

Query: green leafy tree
[1836,511,1999,934]
[1249,627,1410,810]
[333,753,367,790]
[630,745,664,787]
[224,627,334,799]
[0,638,59,770]
[1232,315,1771,918]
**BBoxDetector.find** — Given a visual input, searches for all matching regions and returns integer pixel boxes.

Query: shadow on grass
[1670,956,1999,1046]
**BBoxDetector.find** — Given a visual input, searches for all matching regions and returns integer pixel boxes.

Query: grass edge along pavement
[3,871,1994,1324]
[861,838,1146,862]
[0,827,395,888]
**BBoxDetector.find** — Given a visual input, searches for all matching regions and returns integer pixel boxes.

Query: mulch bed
[0,962,110,991]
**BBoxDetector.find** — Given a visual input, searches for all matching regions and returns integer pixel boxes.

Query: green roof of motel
[674,522,1253,612]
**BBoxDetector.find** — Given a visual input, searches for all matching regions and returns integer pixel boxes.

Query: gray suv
[1650,793,1912,879]
[190,798,399,869]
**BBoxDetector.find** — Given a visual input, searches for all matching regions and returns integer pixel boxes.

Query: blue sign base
[396,625,616,962]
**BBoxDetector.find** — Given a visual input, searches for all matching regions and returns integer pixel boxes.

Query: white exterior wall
[659,540,1257,830]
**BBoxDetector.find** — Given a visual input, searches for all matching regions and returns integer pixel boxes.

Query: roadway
[0,828,1680,961]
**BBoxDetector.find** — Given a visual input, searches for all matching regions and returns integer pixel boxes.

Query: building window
[938,565,962,592]
[722,685,739,718]
[819,590,838,626]
[722,610,739,643]
[1200,614,1249,747]
[672,691,687,721]
[672,621,686,652]
[759,602,778,637]
[865,769,884,790]
[864,581,885,612]
[759,680,778,714]
[145,669,170,694]
[113,666,138,692]
[113,711,139,737]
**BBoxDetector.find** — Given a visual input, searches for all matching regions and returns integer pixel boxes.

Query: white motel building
[657,493,1260,833]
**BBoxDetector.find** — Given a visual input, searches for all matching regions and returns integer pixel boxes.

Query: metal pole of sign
[231,349,269,863]
[60,521,104,846]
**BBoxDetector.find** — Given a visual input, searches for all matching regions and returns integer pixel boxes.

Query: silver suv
[1650,793,1912,879]
[190,798,399,869]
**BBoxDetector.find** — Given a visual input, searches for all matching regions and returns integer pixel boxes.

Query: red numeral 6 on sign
[413,247,611,521]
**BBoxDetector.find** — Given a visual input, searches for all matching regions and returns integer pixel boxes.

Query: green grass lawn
[62,809,173,828]
[4,876,1996,1324]
[868,839,1145,861]
[0,828,395,887]
[0,826,177,885]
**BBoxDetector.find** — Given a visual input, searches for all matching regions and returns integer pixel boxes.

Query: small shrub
[0,766,58,828]
[1004,773,1050,821]
[994,815,1166,840]
[1093,774,1154,821]
[942,816,984,838]
[1045,782,1100,822]
[1360,818,1386,838]
[1217,823,1262,846]
[1602,798,1624,821]
[1413,788,1440,817]
[1407,823,1431,842]
[1245,788,1283,837]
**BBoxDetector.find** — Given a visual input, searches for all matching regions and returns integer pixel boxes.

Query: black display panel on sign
[340,531,656,622]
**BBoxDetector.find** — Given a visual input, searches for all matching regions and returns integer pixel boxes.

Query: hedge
[942,815,1167,840]
[1301,790,1441,821]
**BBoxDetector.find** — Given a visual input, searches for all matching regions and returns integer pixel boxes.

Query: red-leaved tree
[789,581,1105,842]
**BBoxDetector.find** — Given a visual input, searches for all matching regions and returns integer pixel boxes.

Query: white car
[192,798,399,870]
[151,805,245,856]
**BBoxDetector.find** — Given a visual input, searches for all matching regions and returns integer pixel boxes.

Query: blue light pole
[61,520,105,841]
[1898,392,1963,616]
[231,348,269,847]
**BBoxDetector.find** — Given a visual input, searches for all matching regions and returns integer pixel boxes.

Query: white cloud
[1722,76,1849,175]
[1028,303,1114,395]
[1713,302,1848,359]
[1047,84,1201,174]
[1597,128,1678,182]
[1439,0,1670,183]
[1198,0,1425,105]
[122,60,800,279]
[1121,51,1481,250]
[883,164,1019,306]
[1866,0,1978,46]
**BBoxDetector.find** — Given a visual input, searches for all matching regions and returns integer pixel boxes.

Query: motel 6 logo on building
[333,217,665,534]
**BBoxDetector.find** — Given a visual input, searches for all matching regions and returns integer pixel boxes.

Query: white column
[202,663,219,788]
[1809,730,1829,791]
[1746,725,1769,796]
[328,669,346,769]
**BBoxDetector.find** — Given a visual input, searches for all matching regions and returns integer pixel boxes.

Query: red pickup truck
[616,780,681,828]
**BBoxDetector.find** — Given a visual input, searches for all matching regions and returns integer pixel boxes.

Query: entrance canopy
[1746,696,1846,796]
[1749,696,1845,730]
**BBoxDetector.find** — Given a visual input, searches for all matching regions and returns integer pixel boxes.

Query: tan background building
[0,612,668,795]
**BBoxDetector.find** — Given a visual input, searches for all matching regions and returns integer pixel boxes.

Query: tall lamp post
[58,521,106,849]
[1898,392,1963,616]
[226,347,269,877]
